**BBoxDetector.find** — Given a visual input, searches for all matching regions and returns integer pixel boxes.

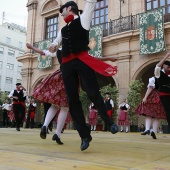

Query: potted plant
[161,120,170,134]
[127,80,144,132]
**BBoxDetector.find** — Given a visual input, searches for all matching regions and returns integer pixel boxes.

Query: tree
[127,80,144,125]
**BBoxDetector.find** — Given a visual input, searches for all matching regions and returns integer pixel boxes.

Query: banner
[139,8,166,54]
[88,25,103,57]
[37,40,52,69]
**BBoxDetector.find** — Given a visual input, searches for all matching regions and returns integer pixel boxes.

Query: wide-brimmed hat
[59,1,78,13]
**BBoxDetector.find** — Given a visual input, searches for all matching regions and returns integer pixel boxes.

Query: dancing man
[48,0,118,151]
[154,52,170,128]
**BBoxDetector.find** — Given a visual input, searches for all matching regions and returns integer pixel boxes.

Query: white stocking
[152,118,159,133]
[93,125,96,131]
[145,116,152,131]
[126,126,128,132]
[91,125,93,130]
[55,107,69,138]
[43,105,59,128]
[120,126,123,131]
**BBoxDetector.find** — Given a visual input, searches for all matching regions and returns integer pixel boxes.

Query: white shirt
[154,65,170,78]
[119,103,130,109]
[8,89,27,98]
[43,0,97,57]
[105,98,114,107]
[147,77,155,89]
[2,103,12,111]
[27,103,37,107]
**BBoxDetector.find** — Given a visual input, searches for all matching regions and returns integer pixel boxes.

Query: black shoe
[151,131,157,139]
[40,126,46,139]
[120,130,124,132]
[141,130,150,135]
[110,124,118,134]
[16,128,20,131]
[80,135,92,151]
[52,134,63,145]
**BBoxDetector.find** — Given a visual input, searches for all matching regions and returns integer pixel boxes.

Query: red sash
[62,51,117,77]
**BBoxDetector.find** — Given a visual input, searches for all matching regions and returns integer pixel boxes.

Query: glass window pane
[100,0,104,7]
[54,31,57,37]
[100,16,104,23]
[95,2,99,9]
[50,26,53,31]
[160,0,165,6]
[106,8,108,15]
[153,0,158,8]
[92,19,94,26]
[54,18,57,23]
[54,25,57,31]
[168,6,170,13]
[105,0,108,6]
[106,15,108,22]
[168,0,170,4]
[95,10,99,17]
[147,2,151,10]
[95,18,99,24]
[100,9,104,16]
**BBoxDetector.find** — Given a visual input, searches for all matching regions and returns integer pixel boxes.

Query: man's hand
[26,43,33,50]
[13,96,18,100]
[49,45,57,53]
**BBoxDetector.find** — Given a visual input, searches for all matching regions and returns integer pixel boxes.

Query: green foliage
[79,84,119,125]
[127,80,144,125]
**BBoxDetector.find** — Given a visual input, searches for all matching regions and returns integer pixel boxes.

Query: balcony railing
[100,5,170,37]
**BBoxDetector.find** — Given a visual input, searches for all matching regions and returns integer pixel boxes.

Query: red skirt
[88,109,98,125]
[135,89,166,119]
[118,110,130,126]
[31,69,68,107]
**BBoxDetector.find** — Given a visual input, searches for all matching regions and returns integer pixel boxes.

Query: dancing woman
[135,77,166,139]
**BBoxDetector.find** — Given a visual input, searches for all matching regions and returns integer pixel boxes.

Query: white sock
[93,125,96,131]
[43,105,59,128]
[55,107,69,138]
[126,126,128,132]
[145,116,152,131]
[120,126,123,131]
[152,119,159,133]
[91,125,93,130]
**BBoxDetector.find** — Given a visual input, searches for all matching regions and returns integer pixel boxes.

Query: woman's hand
[142,97,147,104]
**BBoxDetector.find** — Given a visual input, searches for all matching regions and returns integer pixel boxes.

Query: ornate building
[17,0,170,125]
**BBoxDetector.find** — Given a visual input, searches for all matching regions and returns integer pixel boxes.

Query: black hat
[16,83,21,86]
[59,1,78,13]
[105,92,110,95]
[164,60,170,66]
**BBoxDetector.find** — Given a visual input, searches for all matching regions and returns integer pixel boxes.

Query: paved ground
[0,128,170,170]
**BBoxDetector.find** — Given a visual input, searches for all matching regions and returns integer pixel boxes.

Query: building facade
[0,22,26,92]
[18,0,170,125]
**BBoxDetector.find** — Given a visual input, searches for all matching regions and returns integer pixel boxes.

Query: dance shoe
[151,131,157,139]
[80,136,92,151]
[120,130,124,132]
[16,127,20,131]
[141,130,150,135]
[40,126,46,139]
[110,124,118,134]
[52,134,63,145]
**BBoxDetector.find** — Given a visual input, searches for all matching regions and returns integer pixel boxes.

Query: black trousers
[26,114,34,128]
[3,110,8,127]
[160,96,170,128]
[13,104,25,128]
[61,58,114,139]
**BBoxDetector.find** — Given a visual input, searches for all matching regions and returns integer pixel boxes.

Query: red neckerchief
[64,14,74,23]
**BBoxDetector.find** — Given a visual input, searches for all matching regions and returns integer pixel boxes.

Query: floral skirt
[135,89,166,119]
[31,69,68,107]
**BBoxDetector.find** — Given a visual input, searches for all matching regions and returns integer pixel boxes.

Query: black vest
[61,17,90,57]
[154,77,159,90]
[104,99,112,110]
[121,105,128,111]
[157,71,170,93]
[28,104,36,114]
[13,90,25,102]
